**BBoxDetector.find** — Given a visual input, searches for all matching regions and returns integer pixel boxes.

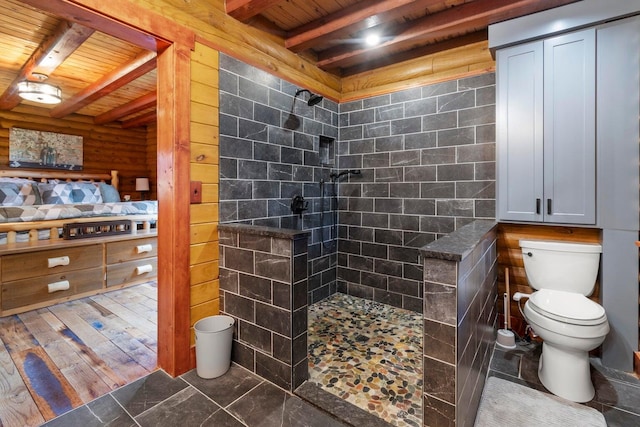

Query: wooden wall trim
[129,0,341,100]
[156,43,192,376]
[341,41,495,101]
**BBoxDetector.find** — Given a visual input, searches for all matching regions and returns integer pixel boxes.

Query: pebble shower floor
[308,293,423,427]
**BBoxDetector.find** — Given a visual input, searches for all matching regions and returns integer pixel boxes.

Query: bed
[0,169,157,244]
[0,169,159,316]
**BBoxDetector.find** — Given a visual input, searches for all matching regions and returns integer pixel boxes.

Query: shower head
[295,89,324,107]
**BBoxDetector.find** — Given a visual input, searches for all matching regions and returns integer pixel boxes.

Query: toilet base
[538,342,595,403]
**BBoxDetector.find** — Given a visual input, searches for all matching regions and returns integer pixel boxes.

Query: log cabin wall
[0,105,149,196]
[146,123,158,200]
[497,223,601,335]
[188,41,220,349]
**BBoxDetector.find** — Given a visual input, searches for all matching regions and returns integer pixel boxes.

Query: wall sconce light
[17,73,62,104]
[135,177,150,200]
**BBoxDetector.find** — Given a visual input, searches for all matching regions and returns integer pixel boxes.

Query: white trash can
[194,315,235,379]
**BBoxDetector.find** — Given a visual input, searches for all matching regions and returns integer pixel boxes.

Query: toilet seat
[528,289,606,326]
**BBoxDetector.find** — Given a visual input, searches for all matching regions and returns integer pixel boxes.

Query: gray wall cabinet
[497,28,596,224]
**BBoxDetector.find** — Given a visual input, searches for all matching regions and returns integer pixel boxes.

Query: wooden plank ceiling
[0,0,157,128]
[0,0,580,126]
[226,0,581,76]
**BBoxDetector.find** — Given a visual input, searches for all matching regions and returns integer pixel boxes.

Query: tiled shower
[218,53,497,425]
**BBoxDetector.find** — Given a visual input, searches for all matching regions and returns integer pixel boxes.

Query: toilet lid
[528,289,606,325]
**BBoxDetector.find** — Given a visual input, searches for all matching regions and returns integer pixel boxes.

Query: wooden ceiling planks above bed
[0,0,157,127]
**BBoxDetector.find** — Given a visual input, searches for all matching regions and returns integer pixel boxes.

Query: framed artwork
[9,127,83,170]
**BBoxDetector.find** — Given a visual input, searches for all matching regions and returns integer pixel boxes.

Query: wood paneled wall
[0,105,149,196]
[188,41,220,347]
[497,223,601,335]
[146,123,158,200]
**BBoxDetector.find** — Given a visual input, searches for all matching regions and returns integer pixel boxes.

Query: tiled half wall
[420,220,498,426]
[218,223,309,392]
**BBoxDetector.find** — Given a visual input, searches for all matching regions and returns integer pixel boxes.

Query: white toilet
[517,239,609,403]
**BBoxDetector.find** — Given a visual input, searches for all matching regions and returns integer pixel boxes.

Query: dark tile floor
[41,365,349,427]
[41,339,640,427]
[489,340,640,427]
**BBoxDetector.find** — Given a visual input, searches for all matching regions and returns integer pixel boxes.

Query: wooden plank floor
[0,282,157,426]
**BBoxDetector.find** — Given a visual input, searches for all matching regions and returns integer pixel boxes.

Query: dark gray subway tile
[390,87,422,103]
[238,160,268,180]
[456,181,495,199]
[423,80,458,97]
[476,124,496,143]
[363,152,390,168]
[389,183,420,198]
[405,132,437,149]
[349,139,375,154]
[238,119,268,141]
[476,85,496,106]
[375,135,404,152]
[363,94,390,108]
[437,163,474,181]
[220,136,252,159]
[437,127,475,147]
[239,77,269,104]
[459,105,495,126]
[269,127,294,146]
[405,165,436,182]
[390,150,421,166]
[349,109,375,125]
[405,98,437,117]
[364,122,391,138]
[436,199,474,217]
[375,167,404,182]
[437,90,475,112]
[389,214,420,231]
[391,117,422,135]
[238,200,268,219]
[458,73,495,89]
[457,143,495,162]
[421,147,456,165]
[221,180,253,200]
[423,111,457,131]
[375,104,404,121]
[404,199,435,215]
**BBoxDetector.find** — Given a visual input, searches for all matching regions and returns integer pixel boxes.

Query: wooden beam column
[156,42,192,376]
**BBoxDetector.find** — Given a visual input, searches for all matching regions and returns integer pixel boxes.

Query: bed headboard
[0,169,119,190]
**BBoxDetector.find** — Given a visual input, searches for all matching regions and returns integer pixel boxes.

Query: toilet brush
[496,267,516,349]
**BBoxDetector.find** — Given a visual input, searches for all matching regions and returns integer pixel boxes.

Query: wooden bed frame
[0,169,156,244]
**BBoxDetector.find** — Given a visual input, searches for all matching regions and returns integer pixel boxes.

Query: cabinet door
[497,41,544,221]
[543,29,596,224]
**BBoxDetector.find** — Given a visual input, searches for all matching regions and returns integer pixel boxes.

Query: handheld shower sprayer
[330,169,361,181]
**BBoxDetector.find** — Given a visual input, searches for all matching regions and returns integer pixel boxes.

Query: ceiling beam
[226,0,281,21]
[121,110,156,129]
[50,50,157,118]
[286,0,435,53]
[340,30,488,77]
[94,91,157,124]
[0,20,94,110]
[316,0,578,69]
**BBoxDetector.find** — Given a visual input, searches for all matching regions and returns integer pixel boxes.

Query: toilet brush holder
[496,329,516,349]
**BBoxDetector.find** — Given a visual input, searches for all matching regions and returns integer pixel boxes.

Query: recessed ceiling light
[365,33,381,47]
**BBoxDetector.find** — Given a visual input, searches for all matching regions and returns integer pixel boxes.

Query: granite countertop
[218,222,311,239]
[419,220,497,261]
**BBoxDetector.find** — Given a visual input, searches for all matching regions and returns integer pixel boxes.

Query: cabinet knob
[135,264,153,275]
[48,280,70,293]
[136,244,153,254]
[48,256,70,268]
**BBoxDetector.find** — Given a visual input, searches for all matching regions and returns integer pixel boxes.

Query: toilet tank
[519,239,602,295]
